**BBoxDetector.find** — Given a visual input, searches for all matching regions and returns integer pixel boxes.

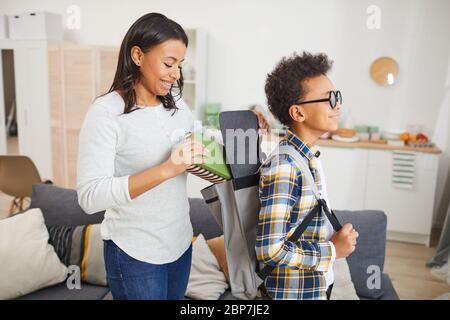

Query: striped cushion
[47,224,106,286]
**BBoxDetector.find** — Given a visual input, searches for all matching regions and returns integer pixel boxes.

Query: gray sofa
[17,184,398,300]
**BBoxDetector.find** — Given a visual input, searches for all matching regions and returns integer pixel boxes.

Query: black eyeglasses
[298,90,342,109]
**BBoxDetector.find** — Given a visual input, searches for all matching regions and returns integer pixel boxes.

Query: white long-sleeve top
[77,91,194,264]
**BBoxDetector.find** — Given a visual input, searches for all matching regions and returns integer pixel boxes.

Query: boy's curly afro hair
[265,52,333,126]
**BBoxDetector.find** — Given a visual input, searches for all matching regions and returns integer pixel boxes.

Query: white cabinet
[0,39,54,180]
[319,147,368,211]
[364,150,439,245]
[320,146,440,245]
[14,42,53,179]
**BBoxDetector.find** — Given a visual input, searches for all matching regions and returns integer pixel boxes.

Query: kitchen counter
[316,139,442,155]
[263,134,442,155]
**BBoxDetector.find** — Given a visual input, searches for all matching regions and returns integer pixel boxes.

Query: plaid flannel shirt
[256,130,335,300]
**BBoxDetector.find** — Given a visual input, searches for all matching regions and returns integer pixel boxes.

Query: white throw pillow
[331,258,359,300]
[0,208,68,299]
[185,234,229,300]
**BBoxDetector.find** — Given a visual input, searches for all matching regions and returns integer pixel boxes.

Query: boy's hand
[330,223,359,259]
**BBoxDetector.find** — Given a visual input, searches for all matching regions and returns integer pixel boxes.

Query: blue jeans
[103,240,192,300]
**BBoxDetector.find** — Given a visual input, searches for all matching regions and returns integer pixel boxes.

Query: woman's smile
[160,80,174,91]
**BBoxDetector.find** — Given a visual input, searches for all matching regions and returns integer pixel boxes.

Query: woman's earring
[135,61,140,66]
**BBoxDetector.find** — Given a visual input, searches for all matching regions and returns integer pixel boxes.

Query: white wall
[1,0,450,135]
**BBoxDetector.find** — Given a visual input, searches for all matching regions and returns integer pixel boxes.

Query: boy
[256,52,359,300]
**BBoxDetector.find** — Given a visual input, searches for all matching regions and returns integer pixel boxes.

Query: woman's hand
[128,139,208,200]
[162,138,209,178]
[252,110,271,134]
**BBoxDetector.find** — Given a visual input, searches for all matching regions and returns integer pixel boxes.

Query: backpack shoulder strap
[261,145,322,201]
[278,145,342,232]
[277,145,322,201]
[259,144,341,230]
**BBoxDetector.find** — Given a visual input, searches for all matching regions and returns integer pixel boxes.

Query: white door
[13,41,53,179]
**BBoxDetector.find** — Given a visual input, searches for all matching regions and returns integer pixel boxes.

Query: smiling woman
[76,12,210,301]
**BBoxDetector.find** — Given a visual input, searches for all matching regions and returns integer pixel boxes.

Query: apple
[416,133,428,142]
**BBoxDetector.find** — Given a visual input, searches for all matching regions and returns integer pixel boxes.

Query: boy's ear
[288,105,306,123]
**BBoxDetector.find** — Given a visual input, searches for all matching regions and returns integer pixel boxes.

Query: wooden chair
[0,155,51,217]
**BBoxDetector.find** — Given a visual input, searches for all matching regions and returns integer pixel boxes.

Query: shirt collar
[285,129,317,162]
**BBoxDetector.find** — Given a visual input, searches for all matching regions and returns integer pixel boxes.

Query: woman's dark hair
[106,13,188,114]
[264,52,333,126]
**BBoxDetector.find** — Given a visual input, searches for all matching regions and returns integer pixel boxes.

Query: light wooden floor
[385,241,450,299]
[0,191,449,300]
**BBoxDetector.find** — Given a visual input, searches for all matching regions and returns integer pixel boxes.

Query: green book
[186,132,232,183]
